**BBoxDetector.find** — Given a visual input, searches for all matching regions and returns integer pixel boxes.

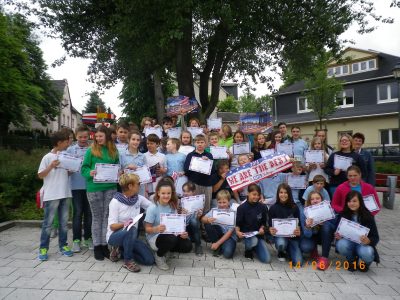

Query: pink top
[332,180,381,216]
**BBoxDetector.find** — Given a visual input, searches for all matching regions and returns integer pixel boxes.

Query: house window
[337,89,354,108]
[67,116,70,127]
[338,131,353,139]
[327,65,349,77]
[297,97,311,113]
[71,118,75,128]
[62,114,65,125]
[377,83,398,103]
[351,59,377,74]
[380,129,399,145]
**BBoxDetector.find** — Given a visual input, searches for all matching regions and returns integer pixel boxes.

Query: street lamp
[392,62,400,154]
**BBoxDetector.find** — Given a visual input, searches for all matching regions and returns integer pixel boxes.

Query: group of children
[37,118,380,273]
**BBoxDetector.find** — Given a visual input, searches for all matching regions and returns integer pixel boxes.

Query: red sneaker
[317,256,329,271]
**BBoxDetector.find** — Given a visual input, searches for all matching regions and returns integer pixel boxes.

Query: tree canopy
[0,10,60,134]
[239,92,272,113]
[14,0,392,122]
[217,96,239,113]
[83,91,106,113]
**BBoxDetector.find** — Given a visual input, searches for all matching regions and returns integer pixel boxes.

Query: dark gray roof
[275,102,398,124]
[51,79,67,94]
[277,51,400,95]
[217,112,240,122]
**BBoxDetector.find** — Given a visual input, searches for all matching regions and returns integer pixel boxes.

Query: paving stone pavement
[1,195,400,300]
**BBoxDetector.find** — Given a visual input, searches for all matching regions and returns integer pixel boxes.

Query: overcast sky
[37,1,400,118]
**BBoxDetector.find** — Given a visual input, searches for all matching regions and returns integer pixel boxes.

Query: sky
[35,1,400,118]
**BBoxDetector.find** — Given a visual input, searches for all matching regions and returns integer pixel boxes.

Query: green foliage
[0,11,60,135]
[83,91,106,113]
[303,53,344,129]
[0,148,46,222]
[217,96,239,113]
[239,93,272,113]
[376,161,400,175]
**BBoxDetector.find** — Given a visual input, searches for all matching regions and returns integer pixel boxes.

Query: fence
[0,135,51,153]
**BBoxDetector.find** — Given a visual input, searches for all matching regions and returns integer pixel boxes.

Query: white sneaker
[155,254,169,270]
[72,240,81,253]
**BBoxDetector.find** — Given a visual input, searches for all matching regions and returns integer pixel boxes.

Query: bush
[0,148,48,222]
[375,161,400,175]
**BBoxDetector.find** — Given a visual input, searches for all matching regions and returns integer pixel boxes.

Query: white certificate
[207,118,222,130]
[144,127,163,139]
[276,143,294,157]
[232,142,251,155]
[272,218,298,237]
[336,218,370,244]
[181,195,205,213]
[334,154,353,171]
[211,209,236,226]
[58,152,82,172]
[178,145,195,156]
[124,166,152,184]
[287,174,307,189]
[160,213,186,234]
[187,127,204,138]
[75,147,89,158]
[167,127,182,139]
[305,150,324,164]
[260,149,275,158]
[93,163,120,183]
[304,201,335,226]
[189,157,213,175]
[242,231,259,238]
[230,202,240,212]
[126,213,144,231]
[363,194,379,213]
[210,146,229,159]
[175,175,188,197]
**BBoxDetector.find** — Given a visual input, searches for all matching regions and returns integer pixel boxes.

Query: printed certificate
[363,194,380,213]
[232,142,251,155]
[160,213,186,234]
[304,201,335,226]
[287,174,307,189]
[305,150,324,164]
[207,118,222,130]
[58,152,82,172]
[272,218,298,237]
[189,157,213,175]
[93,163,120,183]
[276,143,294,157]
[144,127,163,139]
[210,146,229,159]
[260,149,275,158]
[167,127,182,139]
[336,218,370,244]
[124,166,152,184]
[334,154,353,171]
[181,195,205,213]
[178,145,195,156]
[125,213,144,231]
[187,127,204,138]
[242,231,259,238]
[211,209,236,226]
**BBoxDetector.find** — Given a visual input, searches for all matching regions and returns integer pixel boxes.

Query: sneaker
[155,254,169,270]
[195,245,203,256]
[122,261,141,272]
[109,246,120,262]
[83,238,94,250]
[94,245,104,261]
[50,228,58,238]
[72,240,81,253]
[317,256,329,271]
[244,250,254,260]
[60,245,73,257]
[277,251,286,262]
[38,248,48,261]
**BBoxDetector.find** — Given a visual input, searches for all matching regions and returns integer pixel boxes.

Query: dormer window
[351,59,377,74]
[327,65,349,77]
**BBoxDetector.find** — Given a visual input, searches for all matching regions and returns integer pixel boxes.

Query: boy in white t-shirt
[144,134,167,196]
[37,130,73,261]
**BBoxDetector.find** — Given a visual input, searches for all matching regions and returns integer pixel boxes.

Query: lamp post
[392,62,400,154]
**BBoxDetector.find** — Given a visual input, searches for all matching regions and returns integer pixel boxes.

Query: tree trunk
[153,70,164,124]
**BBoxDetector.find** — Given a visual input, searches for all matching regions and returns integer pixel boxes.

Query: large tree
[18,1,392,122]
[83,91,106,113]
[0,11,60,134]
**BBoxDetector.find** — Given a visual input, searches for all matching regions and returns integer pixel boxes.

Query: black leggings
[155,234,192,257]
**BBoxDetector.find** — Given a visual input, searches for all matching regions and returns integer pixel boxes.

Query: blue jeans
[186,214,201,246]
[72,190,92,241]
[204,224,236,258]
[244,236,271,263]
[336,238,375,265]
[295,202,305,228]
[108,227,154,265]
[40,198,69,250]
[300,221,336,258]
[274,237,303,265]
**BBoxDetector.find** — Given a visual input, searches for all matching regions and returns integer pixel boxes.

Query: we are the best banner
[226,153,292,191]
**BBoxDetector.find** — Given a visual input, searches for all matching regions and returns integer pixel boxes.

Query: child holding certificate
[210,160,234,208]
[228,130,252,170]
[236,184,271,263]
[232,154,252,203]
[144,179,192,270]
[305,137,329,184]
[166,138,186,176]
[37,130,74,261]
[268,183,302,265]
[107,174,154,272]
[218,124,234,148]
[81,125,120,261]
[267,131,282,151]
[179,130,195,155]
[115,122,130,150]
[251,133,269,160]
[335,191,380,272]
[119,131,146,196]
[144,134,167,195]
[202,190,237,258]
